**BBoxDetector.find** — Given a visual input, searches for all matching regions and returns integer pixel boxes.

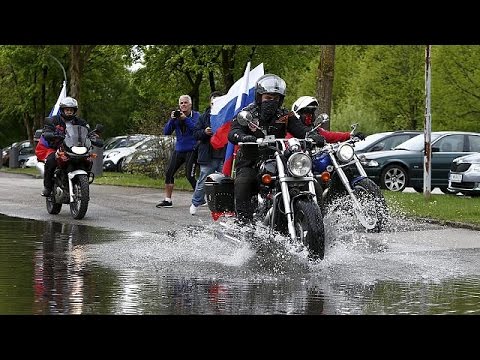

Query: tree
[316,46,335,130]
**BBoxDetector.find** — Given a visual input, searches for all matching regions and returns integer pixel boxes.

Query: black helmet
[59,96,78,120]
[255,74,286,105]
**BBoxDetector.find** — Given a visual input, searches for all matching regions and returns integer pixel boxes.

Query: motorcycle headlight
[71,146,88,155]
[287,153,312,177]
[336,144,354,163]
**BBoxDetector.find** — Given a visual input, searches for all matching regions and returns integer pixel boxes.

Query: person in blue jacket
[189,91,225,215]
[156,95,200,208]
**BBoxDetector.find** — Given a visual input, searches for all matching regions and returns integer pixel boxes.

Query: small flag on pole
[49,81,67,117]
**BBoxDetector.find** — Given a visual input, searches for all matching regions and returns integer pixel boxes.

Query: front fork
[67,170,88,203]
[329,154,375,230]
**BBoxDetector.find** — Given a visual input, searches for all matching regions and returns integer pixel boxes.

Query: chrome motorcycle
[42,122,103,220]
[237,111,325,259]
[310,116,389,232]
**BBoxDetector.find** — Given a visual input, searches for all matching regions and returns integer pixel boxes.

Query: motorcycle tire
[70,175,90,220]
[293,199,325,260]
[352,177,389,233]
[46,195,62,215]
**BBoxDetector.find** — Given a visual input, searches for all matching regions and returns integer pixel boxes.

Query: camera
[173,110,182,118]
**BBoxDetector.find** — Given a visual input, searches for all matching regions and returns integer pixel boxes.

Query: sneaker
[189,203,197,215]
[41,187,52,197]
[199,200,208,207]
[156,200,173,208]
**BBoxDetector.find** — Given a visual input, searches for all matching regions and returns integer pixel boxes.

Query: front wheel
[70,175,90,219]
[352,178,389,233]
[293,199,325,260]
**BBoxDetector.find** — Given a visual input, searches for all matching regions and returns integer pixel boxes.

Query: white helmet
[291,96,318,119]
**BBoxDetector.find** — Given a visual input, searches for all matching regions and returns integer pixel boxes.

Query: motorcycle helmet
[255,74,286,105]
[59,96,78,120]
[291,96,318,119]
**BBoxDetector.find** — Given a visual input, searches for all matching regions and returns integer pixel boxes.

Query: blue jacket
[164,111,199,152]
[193,107,226,165]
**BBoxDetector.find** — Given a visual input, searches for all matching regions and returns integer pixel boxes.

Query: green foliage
[432,45,480,132]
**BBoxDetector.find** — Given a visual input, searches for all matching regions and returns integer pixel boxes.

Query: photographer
[156,95,200,208]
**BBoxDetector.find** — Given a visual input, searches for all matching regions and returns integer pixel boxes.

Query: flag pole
[48,54,67,86]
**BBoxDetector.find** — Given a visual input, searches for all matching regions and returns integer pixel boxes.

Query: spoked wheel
[70,175,90,219]
[293,199,325,260]
[352,178,389,233]
[46,191,62,215]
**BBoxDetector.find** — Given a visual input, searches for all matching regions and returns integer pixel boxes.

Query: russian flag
[49,81,67,117]
[210,62,264,177]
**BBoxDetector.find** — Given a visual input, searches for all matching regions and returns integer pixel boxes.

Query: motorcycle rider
[228,74,325,224]
[291,96,365,142]
[35,96,94,197]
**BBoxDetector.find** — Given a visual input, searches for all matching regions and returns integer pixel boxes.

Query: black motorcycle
[206,111,325,260]
[42,123,103,219]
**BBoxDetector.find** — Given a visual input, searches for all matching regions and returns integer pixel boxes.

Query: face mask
[260,99,280,120]
[301,113,313,126]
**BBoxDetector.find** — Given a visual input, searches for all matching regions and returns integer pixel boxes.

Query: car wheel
[116,158,125,172]
[380,164,408,192]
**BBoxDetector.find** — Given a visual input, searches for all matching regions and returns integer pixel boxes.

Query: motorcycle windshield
[64,123,91,148]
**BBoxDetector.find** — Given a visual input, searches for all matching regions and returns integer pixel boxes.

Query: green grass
[2,167,479,226]
[383,191,480,226]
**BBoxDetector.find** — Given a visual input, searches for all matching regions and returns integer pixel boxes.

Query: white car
[102,135,153,172]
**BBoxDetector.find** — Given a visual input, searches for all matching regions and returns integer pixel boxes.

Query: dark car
[448,152,480,196]
[354,130,421,154]
[358,131,480,192]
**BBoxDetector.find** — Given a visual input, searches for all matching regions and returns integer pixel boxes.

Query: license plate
[450,173,462,182]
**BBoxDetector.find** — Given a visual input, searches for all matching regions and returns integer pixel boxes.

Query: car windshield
[113,136,147,149]
[393,133,441,151]
[355,132,392,151]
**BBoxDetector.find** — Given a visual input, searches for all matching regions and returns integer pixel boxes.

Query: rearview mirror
[236,111,253,127]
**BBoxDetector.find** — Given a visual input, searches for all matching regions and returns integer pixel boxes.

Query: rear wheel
[70,175,90,219]
[293,199,325,260]
[46,191,62,215]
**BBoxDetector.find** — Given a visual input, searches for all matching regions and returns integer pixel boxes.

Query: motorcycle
[42,122,104,220]
[205,111,325,260]
[309,116,389,232]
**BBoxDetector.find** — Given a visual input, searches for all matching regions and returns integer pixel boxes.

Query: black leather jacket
[42,114,89,149]
[228,102,311,170]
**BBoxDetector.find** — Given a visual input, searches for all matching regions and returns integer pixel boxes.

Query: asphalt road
[0,171,212,233]
[1,172,479,247]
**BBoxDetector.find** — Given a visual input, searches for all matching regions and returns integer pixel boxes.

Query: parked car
[103,135,128,151]
[354,130,421,154]
[359,131,480,193]
[2,140,34,167]
[123,136,175,175]
[448,152,480,196]
[102,134,152,172]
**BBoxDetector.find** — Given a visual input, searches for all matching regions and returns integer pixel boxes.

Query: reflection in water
[33,222,90,314]
[2,214,480,314]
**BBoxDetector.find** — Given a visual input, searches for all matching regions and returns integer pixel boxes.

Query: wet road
[0,172,212,233]
[0,171,478,246]
[2,171,480,315]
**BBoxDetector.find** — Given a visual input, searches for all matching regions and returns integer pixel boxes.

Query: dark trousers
[44,152,57,189]
[165,150,197,190]
[234,167,258,222]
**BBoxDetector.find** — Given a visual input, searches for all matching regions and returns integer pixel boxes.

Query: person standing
[189,91,225,215]
[156,95,200,208]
